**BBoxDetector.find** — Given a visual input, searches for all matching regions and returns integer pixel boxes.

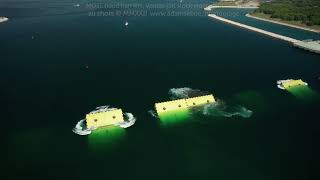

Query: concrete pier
[208,14,320,54]
[208,14,300,43]
[293,40,320,54]
[204,5,258,11]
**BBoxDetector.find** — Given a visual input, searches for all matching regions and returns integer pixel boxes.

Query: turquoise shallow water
[2,0,320,179]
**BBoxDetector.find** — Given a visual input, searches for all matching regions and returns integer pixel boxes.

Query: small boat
[0,17,9,23]
[125,21,129,26]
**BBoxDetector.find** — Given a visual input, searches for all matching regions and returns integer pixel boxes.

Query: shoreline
[204,5,258,11]
[246,13,320,33]
[0,17,9,23]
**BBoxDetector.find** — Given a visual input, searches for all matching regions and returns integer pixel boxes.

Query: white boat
[125,21,129,26]
[0,17,9,23]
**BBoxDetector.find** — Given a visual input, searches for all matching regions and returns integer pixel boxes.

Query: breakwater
[208,14,299,43]
[204,5,258,11]
[208,14,320,54]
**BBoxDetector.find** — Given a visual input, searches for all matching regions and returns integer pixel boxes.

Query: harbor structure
[208,14,299,43]
[204,5,258,10]
[293,40,320,54]
[208,14,320,55]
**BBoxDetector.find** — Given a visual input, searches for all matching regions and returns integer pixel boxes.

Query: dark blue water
[2,0,319,179]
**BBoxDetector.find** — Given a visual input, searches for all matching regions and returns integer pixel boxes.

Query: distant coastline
[204,5,258,11]
[204,0,320,33]
[0,17,9,23]
[247,13,320,33]
[251,0,320,33]
[204,0,259,11]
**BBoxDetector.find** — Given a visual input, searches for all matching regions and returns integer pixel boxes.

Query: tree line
[255,0,320,26]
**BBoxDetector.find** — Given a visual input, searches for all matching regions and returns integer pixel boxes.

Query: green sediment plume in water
[158,109,192,126]
[88,126,126,151]
[286,86,320,101]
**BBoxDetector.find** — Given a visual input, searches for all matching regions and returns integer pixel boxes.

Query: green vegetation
[255,0,320,26]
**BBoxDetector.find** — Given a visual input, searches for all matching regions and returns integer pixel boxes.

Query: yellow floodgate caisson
[277,79,308,90]
[155,94,216,115]
[73,106,136,136]
[86,108,124,129]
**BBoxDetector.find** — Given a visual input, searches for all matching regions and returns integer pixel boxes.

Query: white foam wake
[168,87,209,100]
[168,87,194,99]
[202,101,253,118]
[148,110,158,118]
[72,119,92,136]
[89,105,116,114]
[116,113,136,128]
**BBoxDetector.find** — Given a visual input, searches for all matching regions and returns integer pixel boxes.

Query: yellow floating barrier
[86,109,124,129]
[277,79,308,90]
[155,95,215,115]
[282,79,307,89]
